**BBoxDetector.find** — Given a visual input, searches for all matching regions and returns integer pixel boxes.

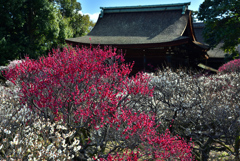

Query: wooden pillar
[143,49,146,72]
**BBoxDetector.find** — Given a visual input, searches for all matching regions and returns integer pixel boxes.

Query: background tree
[70,13,95,37]
[198,0,240,56]
[0,0,61,65]
[48,0,95,37]
[0,0,95,66]
[49,0,82,18]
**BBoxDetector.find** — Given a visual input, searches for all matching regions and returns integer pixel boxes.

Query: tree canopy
[0,0,95,65]
[198,0,240,55]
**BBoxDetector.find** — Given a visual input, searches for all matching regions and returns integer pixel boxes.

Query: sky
[77,0,205,22]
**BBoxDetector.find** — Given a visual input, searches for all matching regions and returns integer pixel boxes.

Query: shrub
[3,46,193,160]
[0,84,76,160]
[143,69,240,160]
[0,59,24,85]
[218,58,240,73]
[7,60,24,69]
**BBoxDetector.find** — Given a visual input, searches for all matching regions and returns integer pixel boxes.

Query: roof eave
[65,38,190,49]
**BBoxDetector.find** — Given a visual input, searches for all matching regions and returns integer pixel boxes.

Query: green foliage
[49,0,82,18]
[224,50,239,62]
[71,14,95,37]
[50,0,95,37]
[0,0,95,66]
[0,0,58,64]
[198,0,240,55]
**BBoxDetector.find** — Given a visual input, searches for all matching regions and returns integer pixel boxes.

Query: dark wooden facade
[66,3,209,73]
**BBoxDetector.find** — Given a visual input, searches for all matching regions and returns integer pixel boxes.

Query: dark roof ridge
[100,2,191,10]
[100,2,191,17]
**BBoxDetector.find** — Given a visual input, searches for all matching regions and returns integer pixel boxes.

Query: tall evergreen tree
[0,0,61,65]
[0,0,94,65]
